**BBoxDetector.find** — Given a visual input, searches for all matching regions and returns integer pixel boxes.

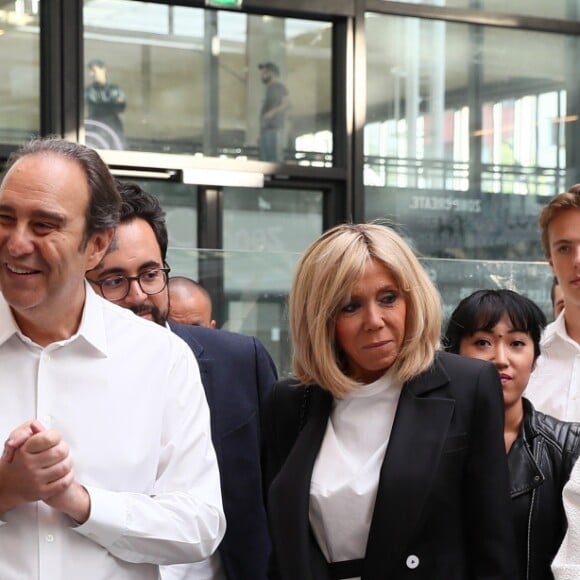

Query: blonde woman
[264,223,516,579]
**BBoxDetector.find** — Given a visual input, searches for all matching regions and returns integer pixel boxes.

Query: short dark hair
[5,137,120,247]
[443,289,546,362]
[258,61,280,75]
[88,59,106,69]
[115,181,168,260]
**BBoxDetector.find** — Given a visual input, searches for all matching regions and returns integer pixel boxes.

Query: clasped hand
[0,420,90,522]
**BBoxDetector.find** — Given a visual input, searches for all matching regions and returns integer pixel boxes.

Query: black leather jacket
[508,398,580,580]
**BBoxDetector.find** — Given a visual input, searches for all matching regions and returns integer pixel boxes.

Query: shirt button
[406,554,420,569]
[46,534,54,542]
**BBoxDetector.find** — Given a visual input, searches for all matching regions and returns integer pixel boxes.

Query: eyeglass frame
[89,266,171,301]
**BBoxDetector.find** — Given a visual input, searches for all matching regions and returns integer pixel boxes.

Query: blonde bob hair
[289,223,441,398]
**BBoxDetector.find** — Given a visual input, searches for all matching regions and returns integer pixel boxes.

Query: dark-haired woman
[445,289,580,580]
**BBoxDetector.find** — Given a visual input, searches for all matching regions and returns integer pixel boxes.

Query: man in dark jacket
[86,181,276,580]
[85,59,126,149]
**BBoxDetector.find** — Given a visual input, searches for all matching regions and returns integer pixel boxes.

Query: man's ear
[85,228,114,270]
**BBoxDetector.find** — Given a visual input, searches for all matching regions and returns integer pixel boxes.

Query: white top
[0,285,225,580]
[552,457,580,579]
[309,371,403,579]
[525,312,580,421]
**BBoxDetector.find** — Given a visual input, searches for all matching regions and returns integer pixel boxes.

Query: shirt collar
[0,293,20,347]
[543,310,576,348]
[0,282,108,356]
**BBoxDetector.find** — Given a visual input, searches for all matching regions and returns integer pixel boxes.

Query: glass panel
[383,0,580,20]
[223,187,323,368]
[83,0,333,165]
[0,0,40,144]
[365,14,576,261]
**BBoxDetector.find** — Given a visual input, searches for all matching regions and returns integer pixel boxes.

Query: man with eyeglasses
[86,181,277,580]
[0,138,225,580]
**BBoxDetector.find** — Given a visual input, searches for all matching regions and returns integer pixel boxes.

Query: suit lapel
[364,361,455,579]
[168,323,218,453]
[269,387,332,580]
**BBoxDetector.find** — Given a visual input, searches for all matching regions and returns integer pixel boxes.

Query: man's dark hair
[88,59,106,69]
[115,180,168,260]
[5,137,121,247]
[258,61,280,76]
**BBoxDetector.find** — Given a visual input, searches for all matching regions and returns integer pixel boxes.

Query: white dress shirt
[309,371,402,580]
[552,457,580,579]
[0,285,225,580]
[525,311,580,421]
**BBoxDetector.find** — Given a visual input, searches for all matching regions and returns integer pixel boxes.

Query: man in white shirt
[526,189,580,420]
[0,137,225,580]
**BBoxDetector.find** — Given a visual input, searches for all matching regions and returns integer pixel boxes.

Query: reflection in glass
[83,0,333,164]
[0,2,40,145]
[365,14,576,262]
[85,58,127,149]
[223,187,323,372]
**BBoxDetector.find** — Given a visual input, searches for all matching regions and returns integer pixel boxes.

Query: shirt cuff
[71,485,126,549]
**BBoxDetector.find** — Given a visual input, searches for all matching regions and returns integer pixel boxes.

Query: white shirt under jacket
[525,311,580,421]
[0,285,225,580]
[552,456,580,579]
[309,371,403,580]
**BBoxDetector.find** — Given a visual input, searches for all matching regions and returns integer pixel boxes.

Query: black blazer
[265,351,517,579]
[170,323,277,580]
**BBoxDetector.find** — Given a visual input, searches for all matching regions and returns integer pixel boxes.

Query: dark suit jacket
[170,322,277,580]
[265,351,517,580]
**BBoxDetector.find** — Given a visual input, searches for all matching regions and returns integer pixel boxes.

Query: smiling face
[459,314,535,409]
[334,258,407,384]
[548,209,580,313]
[0,153,111,342]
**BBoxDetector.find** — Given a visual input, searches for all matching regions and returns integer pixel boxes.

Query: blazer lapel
[268,387,332,580]
[168,323,218,452]
[364,362,455,579]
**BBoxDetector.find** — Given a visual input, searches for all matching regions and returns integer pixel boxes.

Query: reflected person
[258,62,290,162]
[85,59,127,149]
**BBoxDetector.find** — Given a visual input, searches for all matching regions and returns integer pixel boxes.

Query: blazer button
[406,555,420,569]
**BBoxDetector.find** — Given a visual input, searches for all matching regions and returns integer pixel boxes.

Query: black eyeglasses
[90,267,171,301]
